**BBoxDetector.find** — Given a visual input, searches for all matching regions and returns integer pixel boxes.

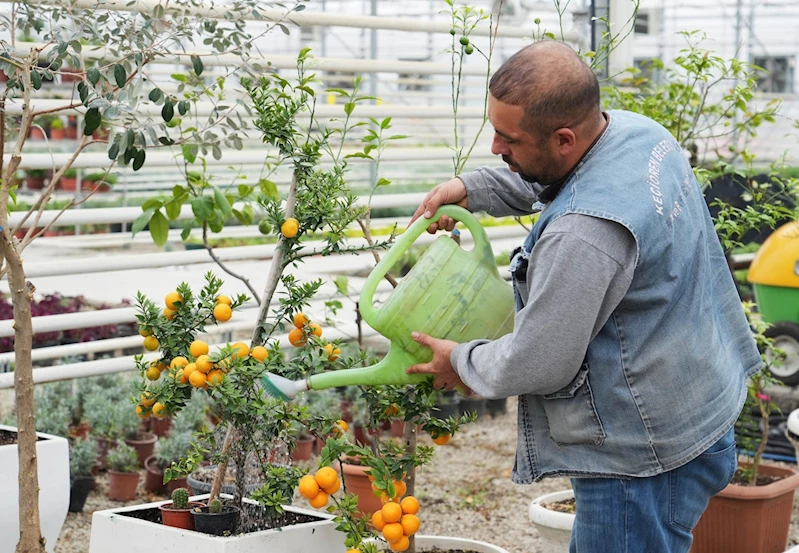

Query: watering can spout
[307,345,427,391]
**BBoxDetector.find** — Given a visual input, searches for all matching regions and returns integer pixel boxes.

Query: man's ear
[553,128,577,153]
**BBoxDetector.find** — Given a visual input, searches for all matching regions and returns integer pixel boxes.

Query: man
[406,41,761,552]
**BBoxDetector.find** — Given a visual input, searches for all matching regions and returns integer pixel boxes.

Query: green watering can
[261,205,516,400]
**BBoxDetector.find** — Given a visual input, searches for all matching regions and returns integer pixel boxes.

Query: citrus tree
[0,1,306,550]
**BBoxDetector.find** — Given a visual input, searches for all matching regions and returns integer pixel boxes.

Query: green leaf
[190,196,214,220]
[149,210,169,247]
[132,148,146,171]
[344,102,355,116]
[142,198,164,211]
[191,55,203,76]
[108,142,120,160]
[213,186,232,218]
[237,184,253,198]
[113,64,126,88]
[376,177,391,187]
[161,101,174,122]
[333,276,349,295]
[243,205,254,224]
[181,143,197,164]
[131,207,155,236]
[31,71,42,90]
[180,223,192,241]
[380,117,392,130]
[165,197,183,220]
[87,67,100,86]
[69,40,82,54]
[83,107,101,136]
[232,209,248,226]
[258,179,278,201]
[148,88,162,102]
[178,100,189,115]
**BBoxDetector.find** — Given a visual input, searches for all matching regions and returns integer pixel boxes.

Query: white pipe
[8,97,489,119]
[5,146,494,170]
[0,323,385,389]
[17,43,491,77]
[8,192,428,228]
[12,221,528,279]
[4,0,565,40]
[0,307,137,339]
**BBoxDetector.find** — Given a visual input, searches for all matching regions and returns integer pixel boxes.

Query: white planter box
[528,490,575,553]
[372,536,510,552]
[0,424,70,553]
[89,494,348,553]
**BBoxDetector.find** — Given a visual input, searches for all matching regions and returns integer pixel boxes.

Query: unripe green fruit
[258,219,271,235]
[464,45,474,55]
[534,17,541,25]
[459,36,470,46]
[449,28,456,35]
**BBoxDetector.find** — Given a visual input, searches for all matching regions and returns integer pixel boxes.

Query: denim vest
[509,110,761,483]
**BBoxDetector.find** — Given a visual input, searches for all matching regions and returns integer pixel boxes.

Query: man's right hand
[409,177,469,234]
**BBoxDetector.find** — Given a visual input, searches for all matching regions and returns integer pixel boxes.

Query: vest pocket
[541,364,606,446]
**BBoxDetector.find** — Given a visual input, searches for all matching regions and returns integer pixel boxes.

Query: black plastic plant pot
[431,400,460,420]
[458,397,487,419]
[69,475,95,513]
[486,398,508,418]
[192,505,241,536]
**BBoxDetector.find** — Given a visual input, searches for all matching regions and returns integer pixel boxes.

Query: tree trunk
[404,418,418,553]
[1,236,45,553]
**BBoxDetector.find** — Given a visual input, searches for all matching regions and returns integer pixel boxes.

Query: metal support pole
[369,0,378,187]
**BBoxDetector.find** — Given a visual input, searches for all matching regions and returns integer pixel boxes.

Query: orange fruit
[214,303,232,322]
[231,342,249,359]
[139,328,151,337]
[281,217,299,238]
[384,404,399,417]
[371,509,386,531]
[207,369,224,386]
[393,480,407,499]
[308,323,322,337]
[324,343,340,361]
[140,392,156,407]
[389,535,410,552]
[177,369,188,384]
[433,433,450,445]
[400,514,420,536]
[183,362,197,378]
[145,366,161,381]
[215,294,232,306]
[298,475,320,499]
[399,496,419,515]
[165,291,183,310]
[251,345,268,362]
[135,404,150,419]
[293,312,309,328]
[288,327,306,347]
[322,478,340,495]
[189,340,209,358]
[189,370,207,388]
[346,549,360,553]
[170,356,189,370]
[143,335,159,351]
[381,502,402,524]
[308,491,328,509]
[195,355,213,373]
[152,402,167,418]
[315,466,338,489]
[163,307,176,321]
[334,420,348,436]
[382,522,404,544]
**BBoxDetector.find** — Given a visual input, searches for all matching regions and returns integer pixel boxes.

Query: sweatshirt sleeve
[449,214,636,399]
[459,166,542,217]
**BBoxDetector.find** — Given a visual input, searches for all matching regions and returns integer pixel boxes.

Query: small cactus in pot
[191,496,241,536]
[208,498,222,514]
[159,487,204,530]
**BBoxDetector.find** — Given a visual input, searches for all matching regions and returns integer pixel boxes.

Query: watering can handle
[359,205,496,322]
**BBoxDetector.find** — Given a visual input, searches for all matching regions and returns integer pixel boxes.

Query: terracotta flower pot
[59,177,78,191]
[125,432,157,467]
[28,127,46,140]
[68,423,90,439]
[337,460,382,517]
[144,456,166,494]
[25,176,45,190]
[149,417,172,438]
[107,471,139,501]
[49,128,65,140]
[291,437,314,461]
[159,501,205,530]
[390,420,405,438]
[691,462,799,553]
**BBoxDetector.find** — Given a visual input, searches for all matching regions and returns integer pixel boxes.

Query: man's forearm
[459,167,541,217]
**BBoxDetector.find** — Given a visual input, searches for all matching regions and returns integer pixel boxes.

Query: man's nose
[491,133,508,156]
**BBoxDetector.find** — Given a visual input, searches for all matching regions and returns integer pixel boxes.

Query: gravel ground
[54,397,799,553]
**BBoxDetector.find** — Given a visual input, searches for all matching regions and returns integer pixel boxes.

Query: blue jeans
[569,428,737,553]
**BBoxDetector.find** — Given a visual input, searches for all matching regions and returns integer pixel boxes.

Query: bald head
[490,41,601,141]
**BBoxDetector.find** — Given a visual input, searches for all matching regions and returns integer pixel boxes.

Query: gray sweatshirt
[451,167,637,398]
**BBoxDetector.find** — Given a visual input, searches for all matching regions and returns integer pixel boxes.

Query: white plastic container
[0,424,70,553]
[528,489,575,553]
[89,494,347,553]
[371,535,510,552]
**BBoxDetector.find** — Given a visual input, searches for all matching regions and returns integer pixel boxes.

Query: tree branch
[202,223,261,304]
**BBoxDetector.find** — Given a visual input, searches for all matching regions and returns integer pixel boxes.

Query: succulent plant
[69,437,98,477]
[209,498,222,514]
[171,487,189,509]
[106,441,139,473]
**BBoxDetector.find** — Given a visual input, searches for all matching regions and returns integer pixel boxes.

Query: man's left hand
[407,332,471,394]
